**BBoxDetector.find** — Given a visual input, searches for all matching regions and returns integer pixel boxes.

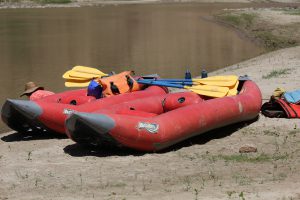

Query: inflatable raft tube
[66,80,262,151]
[1,86,168,134]
[1,89,95,133]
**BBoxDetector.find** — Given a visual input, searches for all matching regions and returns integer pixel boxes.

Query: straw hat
[20,82,44,97]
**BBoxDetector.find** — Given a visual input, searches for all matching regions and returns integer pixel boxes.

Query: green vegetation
[217,13,257,29]
[239,192,246,200]
[226,191,236,198]
[263,129,280,137]
[233,173,253,186]
[240,13,256,28]
[35,0,72,3]
[217,153,270,163]
[288,129,299,136]
[0,0,71,2]
[194,188,199,200]
[0,0,21,2]
[283,8,300,15]
[27,151,32,161]
[35,178,42,187]
[221,14,241,26]
[182,176,191,191]
[254,31,297,50]
[208,152,288,163]
[110,182,127,187]
[273,172,287,181]
[216,10,299,51]
[226,191,247,199]
[262,68,291,79]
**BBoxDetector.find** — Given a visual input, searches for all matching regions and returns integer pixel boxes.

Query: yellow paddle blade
[65,79,90,87]
[193,75,238,87]
[62,70,72,79]
[72,66,108,76]
[67,70,102,79]
[62,70,91,80]
[185,85,229,98]
[227,81,239,96]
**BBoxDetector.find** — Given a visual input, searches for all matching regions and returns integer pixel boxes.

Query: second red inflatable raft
[66,80,262,151]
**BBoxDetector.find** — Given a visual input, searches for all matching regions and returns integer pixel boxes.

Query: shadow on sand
[1,130,67,142]
[63,117,259,157]
[64,143,146,157]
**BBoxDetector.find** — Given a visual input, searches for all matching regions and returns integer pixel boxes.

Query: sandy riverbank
[0,46,299,200]
[1,2,300,200]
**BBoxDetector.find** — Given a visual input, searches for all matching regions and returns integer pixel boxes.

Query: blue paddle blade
[137,80,185,89]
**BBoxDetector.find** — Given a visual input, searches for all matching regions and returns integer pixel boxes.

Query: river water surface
[0,3,265,132]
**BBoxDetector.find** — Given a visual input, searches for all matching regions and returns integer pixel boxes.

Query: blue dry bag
[87,80,103,99]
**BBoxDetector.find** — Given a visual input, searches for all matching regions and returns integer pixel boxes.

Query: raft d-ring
[162,98,166,107]
[238,101,243,113]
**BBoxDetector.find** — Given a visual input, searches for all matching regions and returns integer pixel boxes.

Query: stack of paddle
[62,66,239,98]
[62,66,108,87]
[137,75,239,98]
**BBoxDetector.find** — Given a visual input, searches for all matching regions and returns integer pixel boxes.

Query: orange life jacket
[97,71,141,97]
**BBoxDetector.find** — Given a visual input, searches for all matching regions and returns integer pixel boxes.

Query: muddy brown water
[0,3,265,132]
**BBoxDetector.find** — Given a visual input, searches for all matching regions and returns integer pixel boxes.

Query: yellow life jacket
[97,71,141,97]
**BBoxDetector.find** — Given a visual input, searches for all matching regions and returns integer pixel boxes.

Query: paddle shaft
[137,79,229,97]
[154,78,235,82]
[143,77,238,87]
[137,80,185,89]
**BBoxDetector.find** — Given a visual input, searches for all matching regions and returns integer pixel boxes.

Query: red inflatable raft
[65,80,262,151]
[1,89,96,133]
[1,86,168,134]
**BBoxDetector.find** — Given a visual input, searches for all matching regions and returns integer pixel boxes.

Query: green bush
[284,8,300,15]
[255,31,297,50]
[35,0,72,4]
[217,12,257,29]
[262,68,291,79]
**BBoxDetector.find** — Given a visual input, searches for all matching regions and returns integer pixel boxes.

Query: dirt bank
[215,6,300,51]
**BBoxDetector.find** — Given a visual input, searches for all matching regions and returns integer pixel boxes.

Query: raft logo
[137,122,159,134]
[63,108,76,115]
